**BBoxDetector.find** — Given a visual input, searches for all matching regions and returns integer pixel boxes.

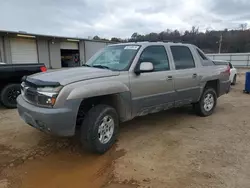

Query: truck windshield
[85,45,140,71]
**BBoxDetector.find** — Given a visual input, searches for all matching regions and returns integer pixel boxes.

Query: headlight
[36,86,63,107]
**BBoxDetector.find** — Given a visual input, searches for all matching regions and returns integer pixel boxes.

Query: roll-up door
[60,42,78,50]
[85,41,107,61]
[10,38,38,64]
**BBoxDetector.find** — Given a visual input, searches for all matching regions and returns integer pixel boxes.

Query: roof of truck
[109,41,194,47]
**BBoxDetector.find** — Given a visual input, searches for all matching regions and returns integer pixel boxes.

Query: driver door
[129,45,176,117]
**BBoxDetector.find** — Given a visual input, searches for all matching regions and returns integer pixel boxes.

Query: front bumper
[17,96,77,137]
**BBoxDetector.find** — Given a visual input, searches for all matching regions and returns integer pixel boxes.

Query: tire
[194,88,217,117]
[232,75,237,85]
[80,104,119,154]
[0,84,21,109]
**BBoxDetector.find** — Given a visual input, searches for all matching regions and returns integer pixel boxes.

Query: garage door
[85,41,107,61]
[10,38,38,64]
[60,42,78,50]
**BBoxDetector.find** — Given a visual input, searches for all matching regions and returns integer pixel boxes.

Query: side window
[229,62,233,69]
[139,46,170,71]
[170,46,195,70]
[197,49,208,60]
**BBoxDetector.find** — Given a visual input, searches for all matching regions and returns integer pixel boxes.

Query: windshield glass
[85,45,140,71]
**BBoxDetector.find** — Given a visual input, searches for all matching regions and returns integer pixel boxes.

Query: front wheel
[80,104,119,154]
[194,88,217,117]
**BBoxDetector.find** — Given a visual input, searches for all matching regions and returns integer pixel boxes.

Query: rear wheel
[80,104,119,154]
[194,88,217,117]
[0,84,21,108]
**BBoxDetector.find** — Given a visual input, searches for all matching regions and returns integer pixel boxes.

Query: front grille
[21,82,38,104]
[25,88,37,103]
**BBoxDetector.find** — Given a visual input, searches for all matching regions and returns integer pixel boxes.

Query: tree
[191,26,199,35]
[147,32,158,41]
[91,26,250,53]
[111,37,121,42]
[239,23,247,31]
[131,33,139,40]
[93,36,101,40]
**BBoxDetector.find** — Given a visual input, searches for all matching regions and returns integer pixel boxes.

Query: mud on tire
[80,104,119,154]
[194,88,217,117]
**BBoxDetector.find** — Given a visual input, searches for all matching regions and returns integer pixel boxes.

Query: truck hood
[29,67,120,85]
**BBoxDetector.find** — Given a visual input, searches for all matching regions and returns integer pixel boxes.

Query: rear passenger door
[170,45,200,106]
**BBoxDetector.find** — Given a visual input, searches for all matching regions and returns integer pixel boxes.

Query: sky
[1,0,250,39]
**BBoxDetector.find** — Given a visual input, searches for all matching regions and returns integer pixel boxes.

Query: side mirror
[135,62,154,74]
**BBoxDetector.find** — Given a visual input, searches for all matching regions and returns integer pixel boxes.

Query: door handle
[166,76,173,81]
[192,73,197,78]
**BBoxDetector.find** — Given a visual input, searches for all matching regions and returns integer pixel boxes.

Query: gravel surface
[1,71,250,188]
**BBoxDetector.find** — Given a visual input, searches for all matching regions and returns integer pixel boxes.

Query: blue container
[245,72,250,92]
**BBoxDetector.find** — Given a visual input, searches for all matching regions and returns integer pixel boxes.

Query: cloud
[0,0,249,39]
[209,0,250,16]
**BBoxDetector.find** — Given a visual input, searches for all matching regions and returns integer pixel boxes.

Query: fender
[67,81,130,100]
[197,78,220,101]
[196,66,226,101]
[66,81,132,122]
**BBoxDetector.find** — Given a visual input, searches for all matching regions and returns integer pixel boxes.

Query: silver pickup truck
[17,42,231,154]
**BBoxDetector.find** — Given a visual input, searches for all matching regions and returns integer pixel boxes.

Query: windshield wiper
[82,64,112,70]
[91,65,111,70]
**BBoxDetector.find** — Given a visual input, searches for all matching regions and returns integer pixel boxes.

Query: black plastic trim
[25,77,60,87]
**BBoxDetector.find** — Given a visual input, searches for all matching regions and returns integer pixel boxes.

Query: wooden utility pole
[218,34,222,53]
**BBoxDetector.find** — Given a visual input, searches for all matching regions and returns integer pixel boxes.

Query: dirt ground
[1,71,250,188]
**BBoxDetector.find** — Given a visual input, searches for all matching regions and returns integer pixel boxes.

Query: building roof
[0,29,115,43]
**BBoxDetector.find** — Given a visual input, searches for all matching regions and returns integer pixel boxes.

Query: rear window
[170,46,195,70]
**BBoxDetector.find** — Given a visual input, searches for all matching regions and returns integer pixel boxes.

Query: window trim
[135,45,170,72]
[196,48,208,60]
[170,45,196,70]
[122,45,142,71]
